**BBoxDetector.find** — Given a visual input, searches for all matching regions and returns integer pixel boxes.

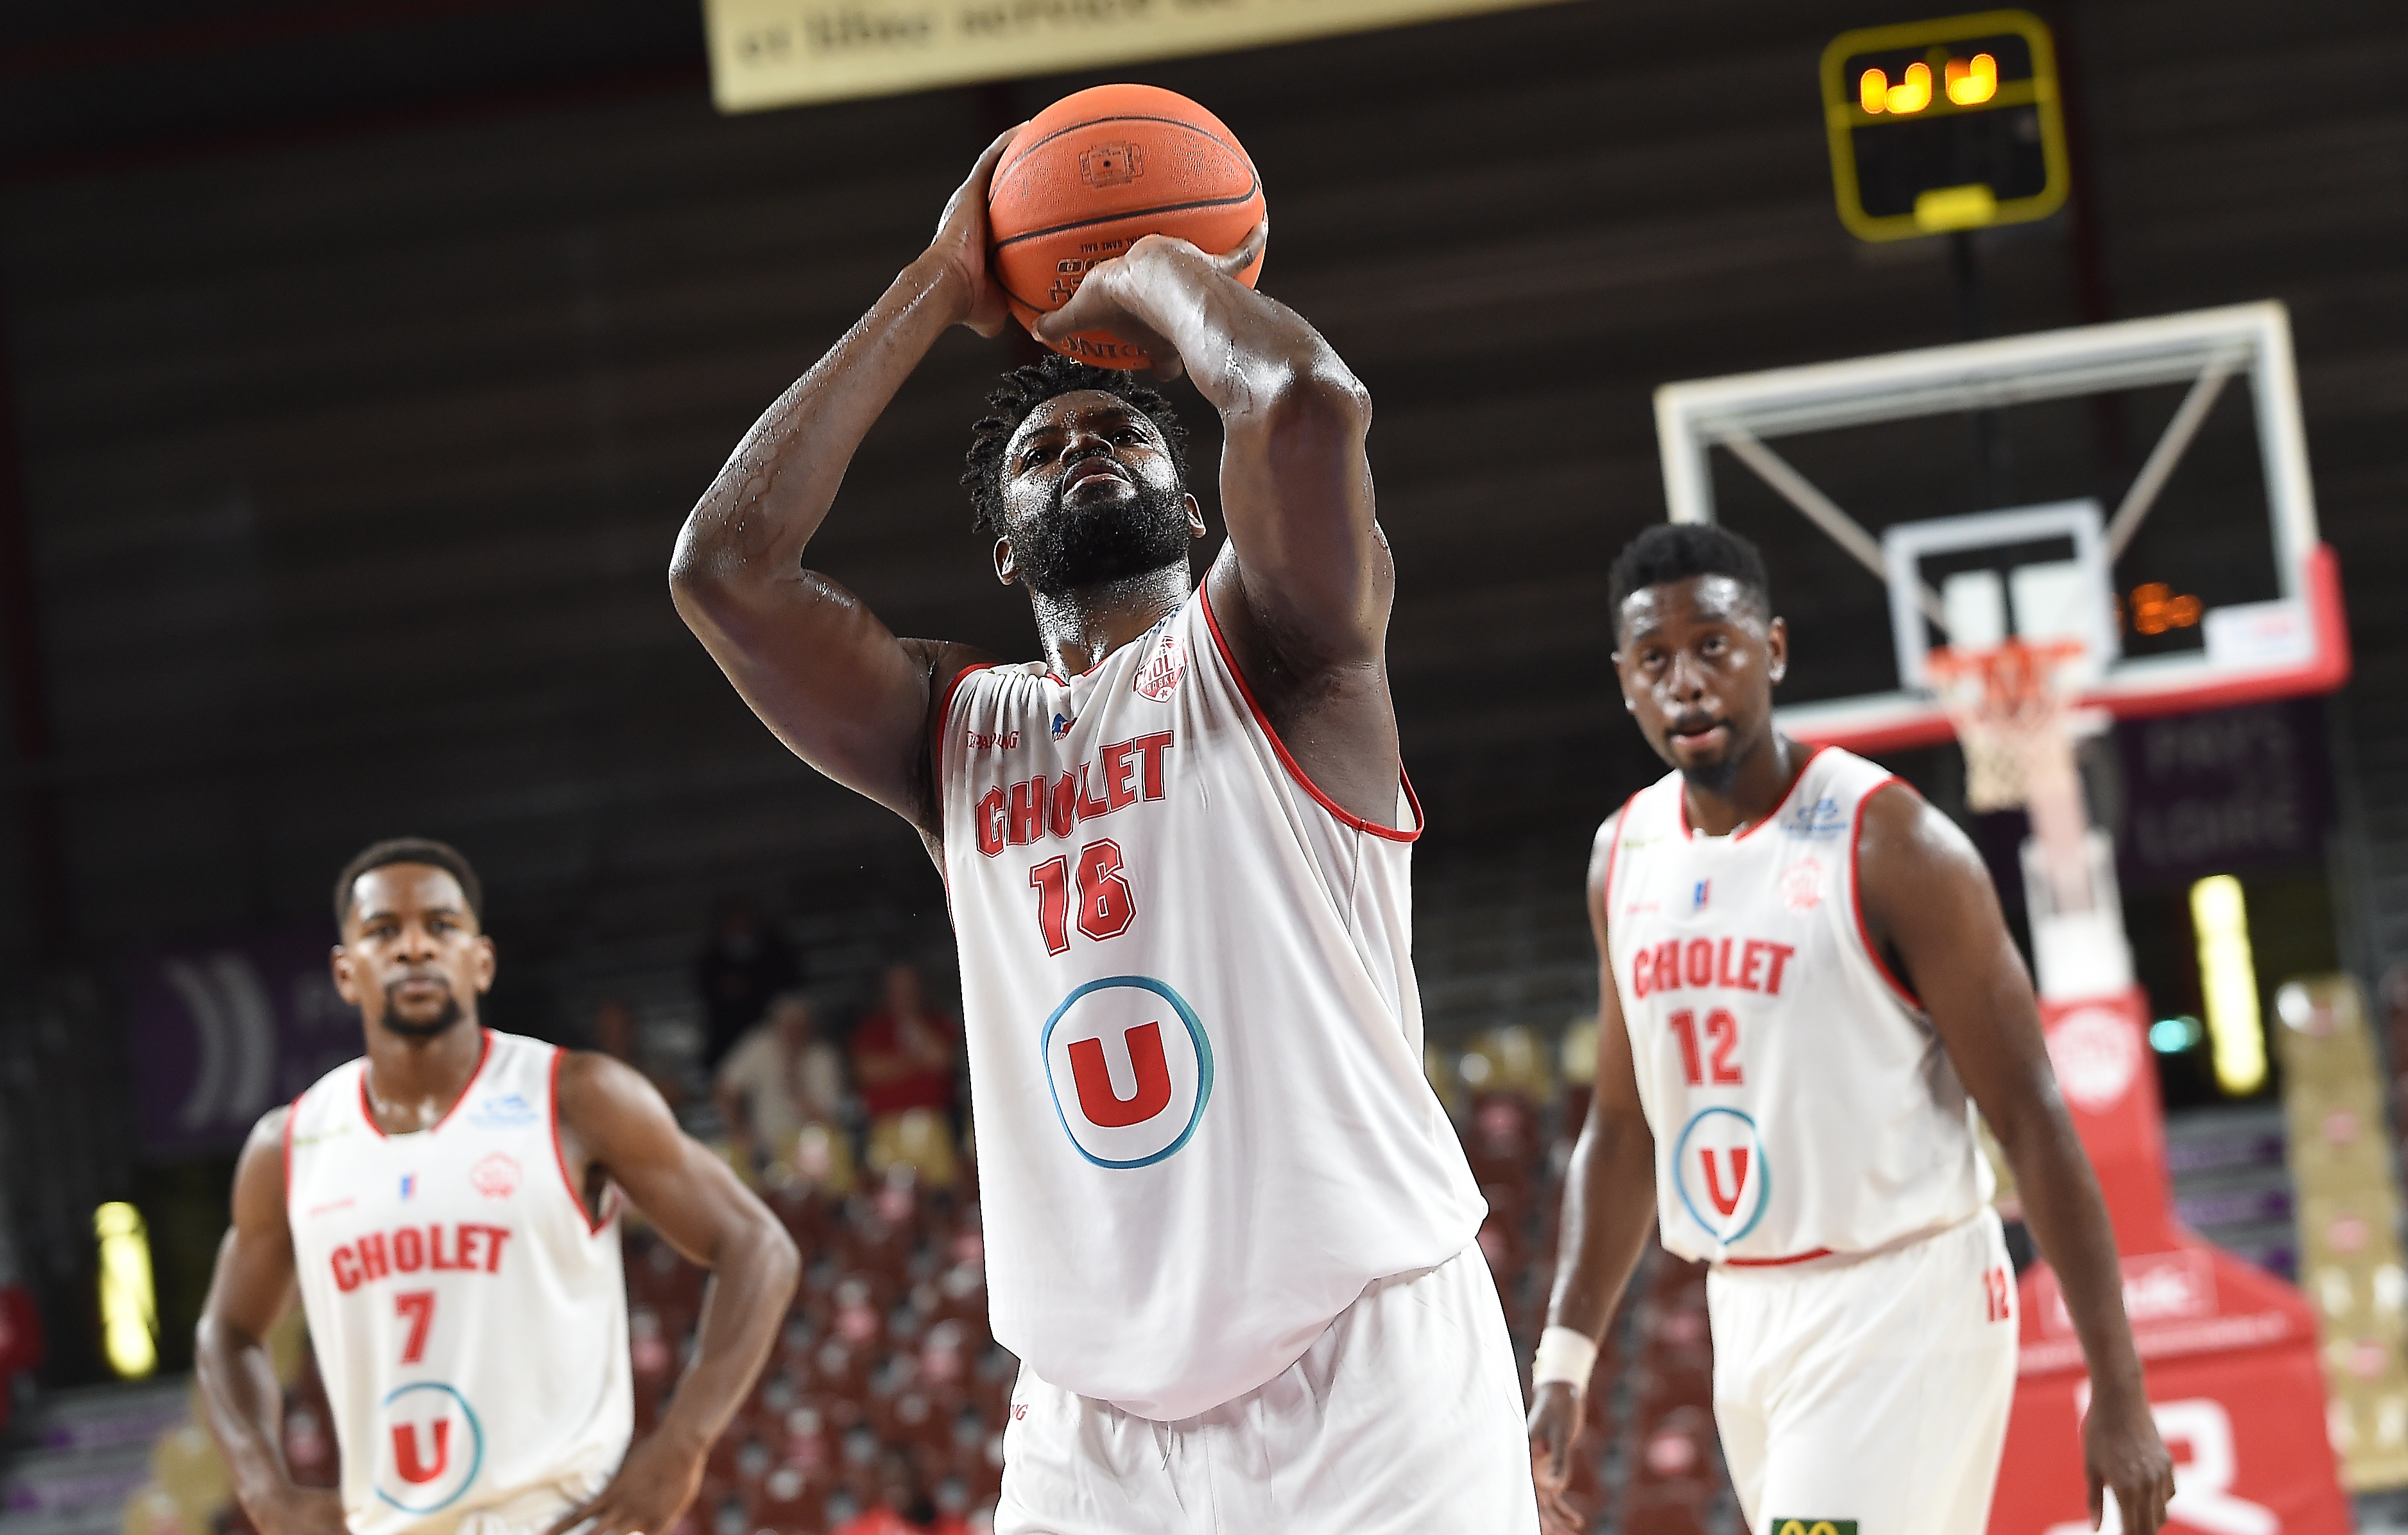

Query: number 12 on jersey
[1669,1008,1743,1086]
[1029,839,1136,956]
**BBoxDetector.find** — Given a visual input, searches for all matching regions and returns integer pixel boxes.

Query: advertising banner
[123,929,359,1158]
[704,0,1578,112]
[2116,699,2332,888]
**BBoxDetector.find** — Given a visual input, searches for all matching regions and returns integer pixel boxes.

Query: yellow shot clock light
[1820,10,2070,241]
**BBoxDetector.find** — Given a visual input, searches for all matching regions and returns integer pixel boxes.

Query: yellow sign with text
[704,0,1578,111]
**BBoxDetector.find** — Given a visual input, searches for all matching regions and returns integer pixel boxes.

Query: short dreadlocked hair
[959,353,1189,537]
[1608,524,1772,634]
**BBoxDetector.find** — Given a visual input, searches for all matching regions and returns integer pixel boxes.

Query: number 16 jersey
[938,579,1485,1422]
[1601,748,1992,1267]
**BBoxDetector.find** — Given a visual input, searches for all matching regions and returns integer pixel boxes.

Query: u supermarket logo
[374,1382,483,1514]
[1673,1106,1772,1242]
[1042,977,1212,1169]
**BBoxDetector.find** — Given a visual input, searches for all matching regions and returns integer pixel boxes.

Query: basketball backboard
[1653,301,2348,753]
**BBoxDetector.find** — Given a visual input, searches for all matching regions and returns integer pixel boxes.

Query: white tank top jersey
[1599,748,1992,1267]
[284,1030,632,1535]
[937,581,1487,1421]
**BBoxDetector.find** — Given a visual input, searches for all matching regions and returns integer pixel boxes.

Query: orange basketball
[988,84,1266,370]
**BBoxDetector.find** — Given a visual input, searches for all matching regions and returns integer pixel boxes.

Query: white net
[1928,640,2084,814]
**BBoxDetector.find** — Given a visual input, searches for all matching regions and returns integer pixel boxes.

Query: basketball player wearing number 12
[671,131,1535,1531]
[1527,527,2175,1535]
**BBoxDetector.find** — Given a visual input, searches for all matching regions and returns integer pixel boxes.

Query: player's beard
[379,981,465,1040]
[1012,471,1191,597]
[1677,754,1742,800]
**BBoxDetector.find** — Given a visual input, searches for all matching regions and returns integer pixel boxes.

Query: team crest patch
[469,1151,520,1200]
[1133,631,1187,701]
[1778,859,1827,914]
[1770,1523,1857,1535]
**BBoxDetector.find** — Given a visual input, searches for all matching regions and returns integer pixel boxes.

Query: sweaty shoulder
[1587,803,1633,938]
[230,1104,293,1226]
[555,1048,662,1124]
[1588,809,1622,895]
[1853,776,1990,906]
[250,1101,292,1149]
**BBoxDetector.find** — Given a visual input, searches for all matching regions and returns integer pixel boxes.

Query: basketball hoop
[1925,638,2086,815]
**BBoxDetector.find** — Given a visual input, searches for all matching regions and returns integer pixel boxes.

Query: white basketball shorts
[440,1461,612,1535]
[994,1242,1540,1534]
[1707,1208,2019,1535]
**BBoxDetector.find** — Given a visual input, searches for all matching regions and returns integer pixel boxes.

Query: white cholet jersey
[1601,748,1992,1266]
[285,1030,632,1535]
[938,579,1486,1421]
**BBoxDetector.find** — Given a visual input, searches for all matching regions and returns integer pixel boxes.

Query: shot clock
[1821,9,2070,242]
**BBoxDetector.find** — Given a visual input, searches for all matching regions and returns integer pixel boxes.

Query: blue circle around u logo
[1040,975,1213,1170]
[375,1380,484,1514]
[1672,1105,1771,1244]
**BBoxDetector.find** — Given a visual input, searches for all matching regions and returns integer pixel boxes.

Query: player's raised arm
[1527,811,1659,1535]
[669,130,1020,833]
[546,1051,800,1535]
[195,1110,344,1535]
[1033,223,1405,828]
[1857,785,2176,1535]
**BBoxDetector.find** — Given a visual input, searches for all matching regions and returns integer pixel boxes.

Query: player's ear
[1766,615,1789,687]
[993,536,1017,587]
[1183,493,1205,538]
[469,934,497,996]
[330,944,363,1006]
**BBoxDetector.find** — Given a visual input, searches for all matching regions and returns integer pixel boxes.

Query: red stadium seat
[1619,1483,1716,1535]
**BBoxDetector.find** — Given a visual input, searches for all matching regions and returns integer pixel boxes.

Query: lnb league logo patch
[1042,976,1212,1169]
[1673,1106,1772,1244]
[375,1382,483,1514]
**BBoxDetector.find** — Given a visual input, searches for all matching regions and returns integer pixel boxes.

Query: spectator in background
[590,996,685,1108]
[716,990,848,1187]
[695,894,801,1069]
[834,1451,969,1535]
[852,963,958,1121]
[852,963,962,1188]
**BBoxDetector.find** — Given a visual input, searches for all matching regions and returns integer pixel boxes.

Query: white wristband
[1531,1325,1600,1391]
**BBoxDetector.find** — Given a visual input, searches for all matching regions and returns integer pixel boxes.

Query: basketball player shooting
[1527,527,2176,1534]
[669,130,1538,1530]
[195,839,800,1535]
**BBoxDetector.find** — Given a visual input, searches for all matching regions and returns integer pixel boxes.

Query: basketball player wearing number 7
[671,130,1536,1530]
[1527,526,2175,1534]
[195,839,800,1535]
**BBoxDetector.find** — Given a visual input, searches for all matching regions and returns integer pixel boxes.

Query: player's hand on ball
[927,126,1024,339]
[1033,219,1268,382]
[2084,1389,2176,1535]
[545,1427,707,1535]
[1526,1380,1587,1535]
[257,1482,346,1535]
